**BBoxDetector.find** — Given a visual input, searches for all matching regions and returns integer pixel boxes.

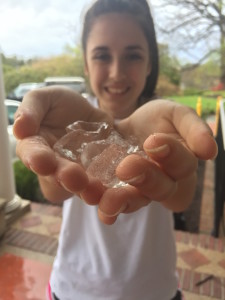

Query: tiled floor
[0,253,51,300]
[0,203,59,300]
[0,118,225,300]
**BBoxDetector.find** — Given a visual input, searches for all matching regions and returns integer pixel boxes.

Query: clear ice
[53,121,145,188]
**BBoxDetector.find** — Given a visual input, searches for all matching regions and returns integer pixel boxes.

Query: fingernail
[14,114,23,125]
[145,144,170,158]
[57,180,74,193]
[13,115,21,130]
[124,173,146,184]
[27,162,36,174]
[99,203,127,217]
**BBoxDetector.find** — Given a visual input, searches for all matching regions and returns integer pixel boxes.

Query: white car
[7,82,45,101]
[44,76,88,97]
[5,99,20,160]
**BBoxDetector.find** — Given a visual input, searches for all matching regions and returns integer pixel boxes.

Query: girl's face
[84,13,151,119]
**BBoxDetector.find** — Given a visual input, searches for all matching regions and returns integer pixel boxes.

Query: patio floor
[0,118,225,300]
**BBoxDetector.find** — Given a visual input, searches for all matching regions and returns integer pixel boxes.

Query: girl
[14,0,217,299]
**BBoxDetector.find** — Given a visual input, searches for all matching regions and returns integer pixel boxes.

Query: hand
[96,100,218,224]
[14,92,217,225]
[13,86,112,202]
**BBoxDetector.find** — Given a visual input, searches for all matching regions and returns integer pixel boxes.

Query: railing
[213,99,225,237]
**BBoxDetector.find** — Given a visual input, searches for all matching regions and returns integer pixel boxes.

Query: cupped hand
[14,93,217,224]
[96,100,218,224]
[13,86,112,202]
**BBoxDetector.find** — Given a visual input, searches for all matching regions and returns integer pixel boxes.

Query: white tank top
[50,96,178,300]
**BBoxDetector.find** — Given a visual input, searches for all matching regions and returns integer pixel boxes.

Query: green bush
[182,88,203,96]
[156,75,180,97]
[203,90,225,98]
[13,160,47,203]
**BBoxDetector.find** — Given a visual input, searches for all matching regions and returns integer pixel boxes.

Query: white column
[0,51,21,213]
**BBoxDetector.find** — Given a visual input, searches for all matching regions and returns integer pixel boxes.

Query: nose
[109,58,126,81]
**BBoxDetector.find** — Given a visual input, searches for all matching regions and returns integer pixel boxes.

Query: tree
[180,57,220,91]
[1,53,25,68]
[153,0,225,86]
[158,44,181,85]
[2,46,86,94]
[64,44,85,76]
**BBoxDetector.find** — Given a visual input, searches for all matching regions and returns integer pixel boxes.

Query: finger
[143,133,198,179]
[172,105,218,160]
[16,136,57,175]
[16,134,88,192]
[13,87,113,140]
[16,135,89,195]
[56,158,89,194]
[116,154,177,201]
[98,185,150,225]
[13,91,52,139]
[98,212,118,225]
[79,177,106,205]
[13,87,72,139]
[13,109,40,139]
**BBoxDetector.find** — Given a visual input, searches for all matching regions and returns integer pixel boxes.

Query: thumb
[13,108,41,139]
[13,89,52,139]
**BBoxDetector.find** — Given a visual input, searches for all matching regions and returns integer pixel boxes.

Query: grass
[169,95,219,117]
[169,90,225,117]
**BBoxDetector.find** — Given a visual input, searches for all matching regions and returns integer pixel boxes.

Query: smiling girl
[13,0,217,299]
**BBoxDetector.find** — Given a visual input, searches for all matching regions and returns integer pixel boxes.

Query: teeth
[107,88,127,94]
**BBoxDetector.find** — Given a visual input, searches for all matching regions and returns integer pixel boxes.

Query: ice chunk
[54,121,145,188]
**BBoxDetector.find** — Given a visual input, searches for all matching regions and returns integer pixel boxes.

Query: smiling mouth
[105,87,129,95]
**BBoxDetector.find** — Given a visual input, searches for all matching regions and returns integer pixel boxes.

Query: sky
[0,0,92,59]
[0,0,166,60]
[0,0,204,63]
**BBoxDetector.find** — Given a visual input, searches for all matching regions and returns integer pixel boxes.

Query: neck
[98,100,137,120]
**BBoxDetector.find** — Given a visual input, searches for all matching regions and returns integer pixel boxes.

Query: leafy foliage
[181,54,221,91]
[2,53,26,68]
[156,75,180,97]
[13,160,47,203]
[2,45,85,94]
[158,44,181,86]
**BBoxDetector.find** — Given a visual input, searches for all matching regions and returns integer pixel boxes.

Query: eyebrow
[92,46,108,52]
[92,45,144,52]
[125,45,144,51]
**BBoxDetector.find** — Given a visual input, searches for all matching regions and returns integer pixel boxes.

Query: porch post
[0,51,21,214]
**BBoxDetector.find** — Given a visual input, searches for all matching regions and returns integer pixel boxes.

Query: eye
[126,53,143,61]
[92,53,111,62]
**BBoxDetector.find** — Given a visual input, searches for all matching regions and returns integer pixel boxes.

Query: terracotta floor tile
[218,259,225,270]
[0,253,51,300]
[20,215,42,228]
[46,221,62,235]
[179,248,210,269]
